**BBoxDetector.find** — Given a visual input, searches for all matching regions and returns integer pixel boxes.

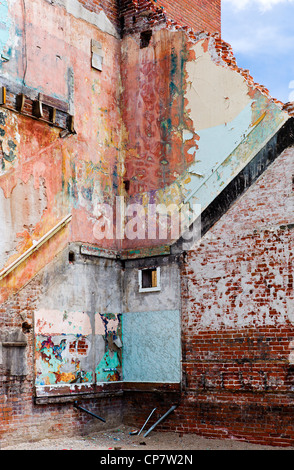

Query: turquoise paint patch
[185,102,287,212]
[122,310,181,383]
[0,1,11,59]
[185,101,254,201]
[95,350,121,382]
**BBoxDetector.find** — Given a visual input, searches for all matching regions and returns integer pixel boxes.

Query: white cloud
[222,0,294,102]
[223,0,294,12]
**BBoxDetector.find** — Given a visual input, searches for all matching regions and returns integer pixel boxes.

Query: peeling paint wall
[122,257,182,383]
[152,0,221,35]
[122,309,181,383]
[120,28,288,248]
[32,245,123,392]
[0,0,122,304]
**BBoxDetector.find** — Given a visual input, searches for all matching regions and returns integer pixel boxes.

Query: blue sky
[222,0,294,103]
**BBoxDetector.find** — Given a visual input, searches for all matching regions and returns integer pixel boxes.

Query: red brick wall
[0,273,123,447]
[178,145,294,446]
[156,0,221,34]
[120,0,221,36]
[78,0,120,29]
[123,147,294,447]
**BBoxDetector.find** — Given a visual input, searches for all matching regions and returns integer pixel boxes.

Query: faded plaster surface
[0,0,122,300]
[123,260,181,313]
[0,176,47,267]
[0,0,292,395]
[33,248,182,387]
[121,31,288,249]
[0,0,11,59]
[185,40,252,130]
[34,248,123,386]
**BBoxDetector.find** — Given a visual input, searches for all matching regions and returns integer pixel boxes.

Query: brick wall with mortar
[120,0,221,36]
[154,0,221,34]
[78,0,121,30]
[0,270,123,447]
[123,146,294,447]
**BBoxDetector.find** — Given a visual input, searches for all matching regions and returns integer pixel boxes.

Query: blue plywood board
[122,310,181,383]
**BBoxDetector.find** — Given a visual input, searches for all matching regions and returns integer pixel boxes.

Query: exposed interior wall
[0,0,123,445]
[120,27,288,249]
[154,0,221,34]
[1,0,294,448]
[0,0,123,305]
[179,145,294,446]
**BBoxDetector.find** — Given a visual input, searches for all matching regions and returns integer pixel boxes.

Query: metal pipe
[74,401,106,423]
[138,408,157,436]
[0,214,72,280]
[143,405,177,437]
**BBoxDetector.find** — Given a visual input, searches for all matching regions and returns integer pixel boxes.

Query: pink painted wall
[0,0,122,300]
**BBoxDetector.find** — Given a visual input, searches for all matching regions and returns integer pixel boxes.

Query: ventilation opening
[69,251,75,263]
[140,30,152,49]
[123,179,130,192]
[22,322,32,333]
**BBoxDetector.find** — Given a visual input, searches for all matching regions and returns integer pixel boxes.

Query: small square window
[139,267,161,293]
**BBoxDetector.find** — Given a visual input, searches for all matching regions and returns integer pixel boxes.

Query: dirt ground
[2,425,294,450]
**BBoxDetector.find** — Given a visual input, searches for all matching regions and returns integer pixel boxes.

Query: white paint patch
[53,0,119,38]
[185,39,252,131]
[35,309,92,336]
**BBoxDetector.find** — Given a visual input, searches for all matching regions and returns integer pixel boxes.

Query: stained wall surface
[179,146,294,445]
[120,28,288,249]
[1,0,294,449]
[0,0,122,306]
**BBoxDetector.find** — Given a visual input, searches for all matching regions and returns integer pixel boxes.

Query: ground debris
[2,425,294,451]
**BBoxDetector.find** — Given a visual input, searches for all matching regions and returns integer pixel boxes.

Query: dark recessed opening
[140,30,152,49]
[69,251,75,263]
[22,321,32,333]
[123,179,130,192]
[141,268,157,289]
[120,16,125,33]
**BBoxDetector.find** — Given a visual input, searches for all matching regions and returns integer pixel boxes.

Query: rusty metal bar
[143,405,177,437]
[138,407,157,436]
[74,401,106,423]
[0,214,72,281]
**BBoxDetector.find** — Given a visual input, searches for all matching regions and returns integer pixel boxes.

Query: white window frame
[138,267,161,293]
